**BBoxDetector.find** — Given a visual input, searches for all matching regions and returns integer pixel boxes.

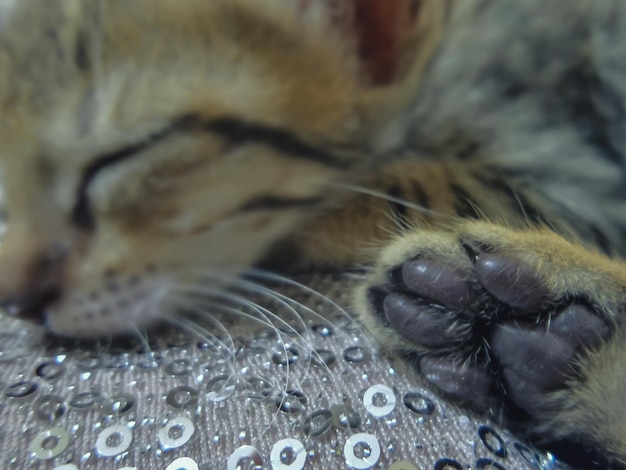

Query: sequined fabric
[0,273,564,469]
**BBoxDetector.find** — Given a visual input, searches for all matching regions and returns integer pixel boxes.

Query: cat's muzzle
[0,284,61,325]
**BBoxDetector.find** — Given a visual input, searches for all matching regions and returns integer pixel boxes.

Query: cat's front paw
[356,222,626,468]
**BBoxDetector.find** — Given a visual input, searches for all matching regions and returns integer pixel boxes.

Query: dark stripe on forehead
[201,117,350,169]
[238,195,323,213]
[71,114,348,230]
[72,122,183,230]
[171,115,352,169]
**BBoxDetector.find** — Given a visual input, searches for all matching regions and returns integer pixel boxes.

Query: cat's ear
[350,0,421,86]
[332,0,447,149]
[297,0,444,87]
[339,0,446,87]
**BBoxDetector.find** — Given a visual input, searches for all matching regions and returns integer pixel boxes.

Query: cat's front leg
[356,220,626,469]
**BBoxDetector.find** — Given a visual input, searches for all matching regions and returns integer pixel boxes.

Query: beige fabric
[0,273,562,469]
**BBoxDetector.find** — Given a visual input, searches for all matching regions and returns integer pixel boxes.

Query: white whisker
[170,293,295,440]
[96,336,113,357]
[188,270,338,336]
[171,284,313,361]
[165,296,236,355]
[331,182,449,218]
[245,268,358,329]
[168,276,353,417]
[163,313,238,378]
[132,327,152,355]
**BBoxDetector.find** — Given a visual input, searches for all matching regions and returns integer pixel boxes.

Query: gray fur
[402,0,626,252]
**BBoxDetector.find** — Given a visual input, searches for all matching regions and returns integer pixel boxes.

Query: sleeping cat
[0,0,625,467]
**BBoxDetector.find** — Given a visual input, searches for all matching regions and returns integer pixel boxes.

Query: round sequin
[343,346,370,364]
[244,376,273,398]
[402,392,435,416]
[227,445,263,470]
[312,325,334,337]
[303,409,333,437]
[363,384,396,418]
[35,360,65,380]
[270,438,306,470]
[69,391,100,410]
[165,358,194,376]
[166,457,199,470]
[100,393,136,417]
[166,386,199,410]
[271,347,299,366]
[344,433,381,470]
[29,427,70,460]
[103,353,131,369]
[95,424,133,457]
[330,404,361,429]
[197,339,216,351]
[158,416,195,449]
[33,394,66,422]
[137,352,163,370]
[275,390,307,414]
[310,349,336,367]
[76,355,102,371]
[514,443,542,466]
[198,358,230,375]
[5,380,38,399]
[434,459,463,470]
[476,458,506,470]
[478,426,507,458]
[206,374,236,402]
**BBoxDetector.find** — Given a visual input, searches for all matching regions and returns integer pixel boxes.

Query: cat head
[0,0,445,336]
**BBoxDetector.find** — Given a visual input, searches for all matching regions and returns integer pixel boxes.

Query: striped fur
[0,0,625,467]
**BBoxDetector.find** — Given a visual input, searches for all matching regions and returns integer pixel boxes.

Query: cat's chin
[45,306,166,339]
[44,278,173,338]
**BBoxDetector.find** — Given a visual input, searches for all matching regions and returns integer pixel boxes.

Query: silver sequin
[343,433,381,470]
[95,424,133,457]
[158,416,195,450]
[270,438,306,470]
[29,427,70,460]
[227,445,263,470]
[363,384,396,418]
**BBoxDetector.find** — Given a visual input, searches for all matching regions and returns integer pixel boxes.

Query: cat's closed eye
[71,119,188,230]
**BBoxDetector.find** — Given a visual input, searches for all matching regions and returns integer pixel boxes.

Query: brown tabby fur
[0,0,625,467]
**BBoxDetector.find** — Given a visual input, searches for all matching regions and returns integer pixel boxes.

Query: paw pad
[368,241,614,418]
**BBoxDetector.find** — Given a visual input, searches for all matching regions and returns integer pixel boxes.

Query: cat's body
[0,0,625,468]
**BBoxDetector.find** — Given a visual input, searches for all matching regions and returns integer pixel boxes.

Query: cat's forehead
[0,0,338,73]
[0,0,362,157]
[0,1,203,101]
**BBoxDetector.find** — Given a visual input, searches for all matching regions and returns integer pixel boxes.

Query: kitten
[0,0,625,468]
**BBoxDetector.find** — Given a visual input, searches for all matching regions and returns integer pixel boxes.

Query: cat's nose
[0,255,65,325]
[0,257,65,325]
[0,284,62,325]
[0,229,67,325]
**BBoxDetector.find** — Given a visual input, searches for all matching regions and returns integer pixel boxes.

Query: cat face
[0,0,443,336]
